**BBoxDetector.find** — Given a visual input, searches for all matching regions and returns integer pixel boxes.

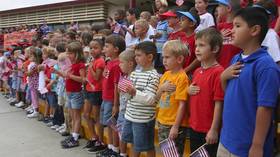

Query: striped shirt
[125,69,160,123]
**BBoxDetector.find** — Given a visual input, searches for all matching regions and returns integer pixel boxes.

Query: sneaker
[84,140,97,149]
[25,105,32,111]
[98,148,117,157]
[51,125,60,130]
[26,108,34,115]
[43,117,51,123]
[87,141,107,154]
[46,121,54,127]
[27,111,39,118]
[37,114,44,121]
[7,97,14,102]
[56,124,65,132]
[15,101,24,108]
[61,137,79,149]
[60,136,73,145]
[10,101,18,106]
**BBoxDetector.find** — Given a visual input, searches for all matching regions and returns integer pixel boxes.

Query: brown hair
[105,34,126,54]
[66,41,84,62]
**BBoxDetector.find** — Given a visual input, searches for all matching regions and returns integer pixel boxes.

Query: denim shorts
[46,92,58,108]
[100,100,113,125]
[122,119,155,152]
[66,92,84,109]
[84,91,102,106]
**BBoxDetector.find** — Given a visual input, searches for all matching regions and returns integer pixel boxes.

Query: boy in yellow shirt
[156,40,190,156]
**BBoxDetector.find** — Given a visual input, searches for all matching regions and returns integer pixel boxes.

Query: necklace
[200,62,219,73]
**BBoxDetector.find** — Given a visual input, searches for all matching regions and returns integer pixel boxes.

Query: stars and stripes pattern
[190,143,210,157]
[159,138,179,157]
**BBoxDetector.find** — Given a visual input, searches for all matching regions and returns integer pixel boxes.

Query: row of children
[0,1,279,157]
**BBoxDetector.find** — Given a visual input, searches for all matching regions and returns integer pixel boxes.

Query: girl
[84,39,107,153]
[81,31,93,65]
[55,42,86,148]
[194,0,215,32]
[26,47,42,118]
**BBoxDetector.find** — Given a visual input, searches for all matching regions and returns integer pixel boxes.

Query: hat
[252,4,272,15]
[160,11,177,18]
[176,11,197,23]
[216,0,230,7]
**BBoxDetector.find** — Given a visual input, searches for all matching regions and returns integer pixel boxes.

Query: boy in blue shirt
[218,7,280,157]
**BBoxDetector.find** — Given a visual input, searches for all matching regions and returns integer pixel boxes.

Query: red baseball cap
[160,11,177,18]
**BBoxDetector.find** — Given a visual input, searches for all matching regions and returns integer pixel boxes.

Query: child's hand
[112,105,119,117]
[160,81,176,93]
[188,83,200,95]
[205,129,219,145]
[221,29,232,38]
[169,125,179,140]
[37,65,45,71]
[126,85,136,96]
[248,144,263,157]
[221,62,244,81]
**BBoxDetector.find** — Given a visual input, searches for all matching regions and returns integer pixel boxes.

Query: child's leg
[83,99,96,140]
[30,88,39,111]
[72,108,81,140]
[93,105,102,141]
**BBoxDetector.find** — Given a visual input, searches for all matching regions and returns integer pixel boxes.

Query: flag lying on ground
[176,0,184,6]
[190,143,210,157]
[159,138,179,157]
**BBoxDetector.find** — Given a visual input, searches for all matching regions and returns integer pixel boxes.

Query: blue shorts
[100,100,113,125]
[46,92,58,108]
[66,92,84,109]
[122,119,155,152]
[84,91,102,106]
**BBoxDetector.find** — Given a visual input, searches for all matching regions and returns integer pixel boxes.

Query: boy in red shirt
[176,8,201,75]
[216,0,242,68]
[188,28,224,157]
[99,34,126,156]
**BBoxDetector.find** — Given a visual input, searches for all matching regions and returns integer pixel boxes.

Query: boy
[99,34,126,156]
[216,0,242,68]
[188,28,224,157]
[130,19,153,48]
[176,8,201,74]
[218,7,280,157]
[123,41,160,157]
[156,40,189,157]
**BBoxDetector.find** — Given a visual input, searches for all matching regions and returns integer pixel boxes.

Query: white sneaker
[56,124,65,132]
[51,125,60,130]
[15,101,24,108]
[7,97,14,102]
[59,127,67,134]
[27,111,39,118]
[8,98,16,102]
[25,105,32,111]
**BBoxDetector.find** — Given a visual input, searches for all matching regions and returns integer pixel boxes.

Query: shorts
[122,119,155,152]
[117,112,125,140]
[217,143,238,157]
[57,92,67,106]
[84,91,102,106]
[158,122,188,156]
[100,100,113,125]
[66,92,84,109]
[46,92,58,108]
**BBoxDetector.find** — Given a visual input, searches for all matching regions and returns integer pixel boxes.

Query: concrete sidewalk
[0,95,94,157]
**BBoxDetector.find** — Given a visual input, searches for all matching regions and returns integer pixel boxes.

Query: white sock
[120,153,127,157]
[72,132,79,141]
[112,146,119,153]
[108,144,113,149]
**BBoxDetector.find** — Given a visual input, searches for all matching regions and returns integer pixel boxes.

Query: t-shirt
[125,25,155,48]
[183,33,196,70]
[65,62,85,92]
[168,30,188,41]
[220,48,280,157]
[157,70,189,127]
[22,60,31,84]
[195,12,215,32]
[262,28,280,63]
[125,69,160,123]
[189,65,224,133]
[86,57,105,92]
[28,62,39,90]
[217,22,242,68]
[102,59,121,101]
[156,20,173,53]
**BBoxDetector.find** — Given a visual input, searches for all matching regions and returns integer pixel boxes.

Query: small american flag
[113,23,122,34]
[106,116,118,131]
[190,143,210,157]
[159,138,179,157]
[176,0,184,6]
[118,75,133,93]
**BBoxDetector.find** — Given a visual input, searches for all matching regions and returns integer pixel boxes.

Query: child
[117,49,136,157]
[57,42,86,148]
[122,41,160,157]
[84,39,106,153]
[130,19,153,47]
[188,28,224,157]
[26,47,42,118]
[176,8,201,74]
[155,40,189,157]
[218,7,280,157]
[216,0,242,68]
[194,0,215,32]
[125,8,139,47]
[99,34,126,156]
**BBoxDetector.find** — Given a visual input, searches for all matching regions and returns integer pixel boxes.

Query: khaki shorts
[217,143,239,157]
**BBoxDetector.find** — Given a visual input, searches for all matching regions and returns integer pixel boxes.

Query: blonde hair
[119,49,136,63]
[42,46,56,58]
[135,19,149,31]
[163,40,189,57]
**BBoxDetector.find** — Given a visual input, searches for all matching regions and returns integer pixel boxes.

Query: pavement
[0,95,95,157]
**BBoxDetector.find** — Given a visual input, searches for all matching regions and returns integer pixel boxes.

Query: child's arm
[169,100,186,140]
[89,63,103,81]
[155,81,176,102]
[206,101,223,144]
[67,68,86,83]
[220,62,244,90]
[248,107,273,157]
[112,83,120,116]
